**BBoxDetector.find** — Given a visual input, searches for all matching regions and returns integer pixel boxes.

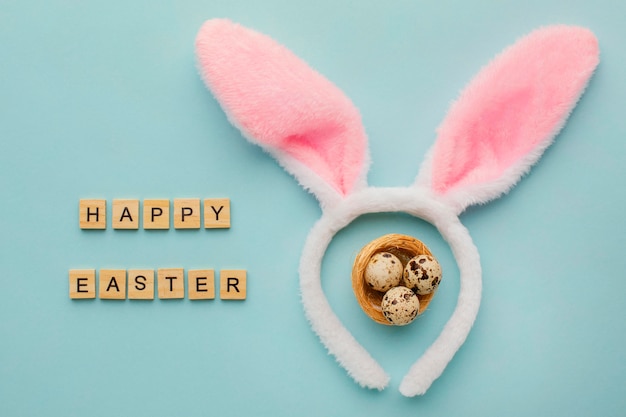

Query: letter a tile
[99,269,127,299]
[112,199,139,229]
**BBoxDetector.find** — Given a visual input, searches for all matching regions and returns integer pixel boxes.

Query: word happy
[79,198,230,229]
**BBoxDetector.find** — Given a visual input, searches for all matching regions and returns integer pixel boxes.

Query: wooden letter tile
[128,269,155,300]
[220,270,246,300]
[174,199,200,229]
[204,198,230,229]
[98,269,126,300]
[143,199,170,230]
[69,269,96,299]
[112,199,139,229]
[158,268,184,299]
[99,269,127,299]
[79,199,106,229]
[188,269,215,300]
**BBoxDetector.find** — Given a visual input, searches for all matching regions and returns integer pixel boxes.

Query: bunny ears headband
[195,20,599,396]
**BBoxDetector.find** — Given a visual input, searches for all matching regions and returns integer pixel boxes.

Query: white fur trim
[416,132,558,215]
[269,147,370,211]
[300,186,481,395]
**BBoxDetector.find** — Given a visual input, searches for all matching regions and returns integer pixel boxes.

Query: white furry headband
[195,19,599,395]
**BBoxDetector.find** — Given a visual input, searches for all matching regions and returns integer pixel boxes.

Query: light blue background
[1,1,625,416]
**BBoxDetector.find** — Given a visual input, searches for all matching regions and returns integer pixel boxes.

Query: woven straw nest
[352,233,437,325]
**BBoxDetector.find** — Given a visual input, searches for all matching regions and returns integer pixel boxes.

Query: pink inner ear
[431,26,599,195]
[196,19,367,197]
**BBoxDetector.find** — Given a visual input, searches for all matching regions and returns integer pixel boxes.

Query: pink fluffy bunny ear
[196,19,369,209]
[416,26,599,213]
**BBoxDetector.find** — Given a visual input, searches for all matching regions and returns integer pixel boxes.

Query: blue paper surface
[1,1,625,416]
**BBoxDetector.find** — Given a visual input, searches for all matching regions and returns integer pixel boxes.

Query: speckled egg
[381,286,420,325]
[364,252,403,292]
[403,254,442,295]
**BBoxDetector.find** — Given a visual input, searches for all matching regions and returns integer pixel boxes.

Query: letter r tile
[220,270,246,300]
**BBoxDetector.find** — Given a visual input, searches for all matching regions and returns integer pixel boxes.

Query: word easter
[69,268,246,300]
[79,198,230,230]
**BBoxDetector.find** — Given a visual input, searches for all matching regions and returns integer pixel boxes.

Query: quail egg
[381,286,420,325]
[403,254,442,295]
[364,252,403,292]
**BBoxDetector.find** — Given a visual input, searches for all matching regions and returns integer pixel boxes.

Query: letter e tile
[188,269,215,300]
[69,269,96,299]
